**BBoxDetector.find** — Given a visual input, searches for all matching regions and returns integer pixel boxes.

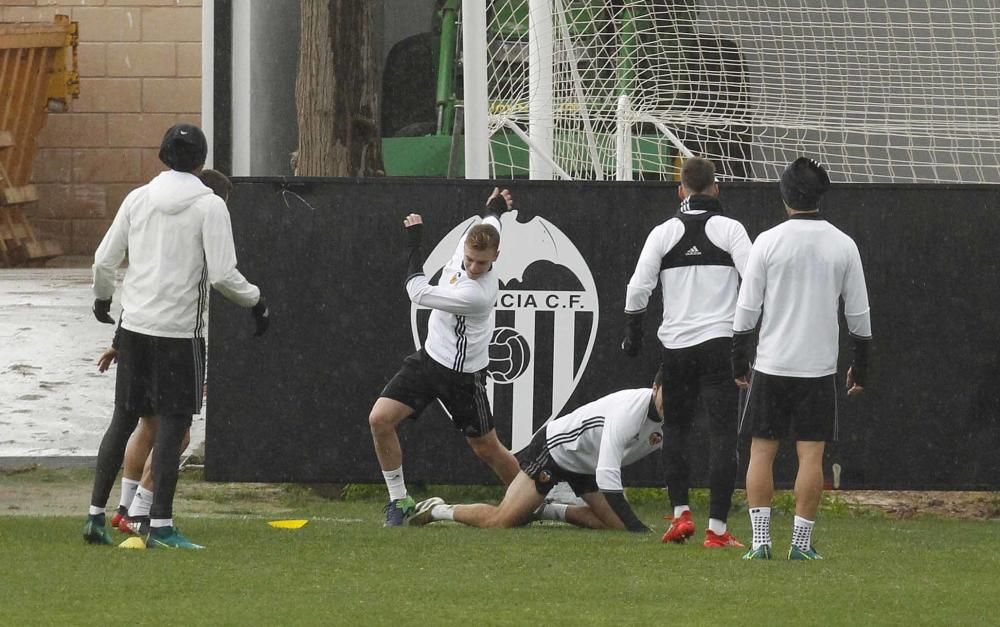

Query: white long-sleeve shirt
[93,170,260,339]
[625,198,752,348]
[734,215,872,377]
[545,388,664,492]
[406,215,501,373]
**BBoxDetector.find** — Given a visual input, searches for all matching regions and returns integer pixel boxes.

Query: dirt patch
[834,490,1000,520]
[0,466,304,518]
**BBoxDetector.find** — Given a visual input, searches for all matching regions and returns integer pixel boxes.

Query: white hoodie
[93,170,260,339]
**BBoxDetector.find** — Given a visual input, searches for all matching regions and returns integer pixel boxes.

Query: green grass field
[1,469,998,626]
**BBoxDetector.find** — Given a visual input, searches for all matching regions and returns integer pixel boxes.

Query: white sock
[708,518,727,535]
[430,504,455,521]
[150,518,172,529]
[88,505,104,516]
[118,478,140,510]
[749,507,772,549]
[539,503,569,522]
[129,487,153,518]
[673,505,691,518]
[382,466,407,501]
[792,515,815,551]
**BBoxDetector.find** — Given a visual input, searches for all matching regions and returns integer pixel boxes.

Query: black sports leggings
[149,412,193,520]
[660,339,739,522]
[90,405,141,509]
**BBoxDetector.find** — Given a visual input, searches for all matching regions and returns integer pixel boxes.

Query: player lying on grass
[409,369,667,531]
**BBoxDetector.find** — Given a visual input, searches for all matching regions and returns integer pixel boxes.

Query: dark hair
[779,157,830,210]
[198,168,232,201]
[158,123,208,173]
[467,223,500,252]
[680,157,717,194]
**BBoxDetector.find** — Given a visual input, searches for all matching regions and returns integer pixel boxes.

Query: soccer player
[83,125,268,549]
[733,157,872,560]
[103,169,233,536]
[408,370,666,531]
[368,189,520,526]
[623,156,752,548]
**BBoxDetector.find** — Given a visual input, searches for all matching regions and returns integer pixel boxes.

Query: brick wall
[1,0,203,256]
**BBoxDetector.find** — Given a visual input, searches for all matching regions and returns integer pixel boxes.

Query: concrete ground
[0,266,206,459]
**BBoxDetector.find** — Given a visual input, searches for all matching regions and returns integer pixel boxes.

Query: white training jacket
[625,203,752,349]
[406,215,501,373]
[545,388,664,492]
[734,216,872,377]
[92,170,260,339]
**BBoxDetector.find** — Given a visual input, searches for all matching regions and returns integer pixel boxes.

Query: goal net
[471,0,1000,183]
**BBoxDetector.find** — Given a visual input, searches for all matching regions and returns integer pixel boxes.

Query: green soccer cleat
[145,526,205,550]
[742,544,773,560]
[788,545,823,560]
[383,496,416,527]
[82,515,114,546]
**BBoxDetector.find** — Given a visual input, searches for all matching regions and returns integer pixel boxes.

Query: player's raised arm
[404,213,501,315]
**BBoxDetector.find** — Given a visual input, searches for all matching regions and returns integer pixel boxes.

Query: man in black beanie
[84,123,269,549]
[732,157,872,560]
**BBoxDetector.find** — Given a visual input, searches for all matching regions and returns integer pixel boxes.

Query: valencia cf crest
[537,470,552,484]
[649,432,663,447]
[411,211,599,452]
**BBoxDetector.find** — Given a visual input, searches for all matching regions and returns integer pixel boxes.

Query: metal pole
[461,0,489,179]
[529,0,554,180]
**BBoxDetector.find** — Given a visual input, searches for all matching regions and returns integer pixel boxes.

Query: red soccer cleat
[703,529,745,548]
[109,506,128,531]
[661,510,696,544]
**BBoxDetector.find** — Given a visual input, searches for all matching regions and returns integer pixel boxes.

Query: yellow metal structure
[0,14,78,266]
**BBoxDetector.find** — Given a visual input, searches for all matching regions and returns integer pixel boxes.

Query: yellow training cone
[268,519,309,529]
[118,537,146,550]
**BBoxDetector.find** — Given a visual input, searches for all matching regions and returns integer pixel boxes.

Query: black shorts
[380,349,494,438]
[515,427,599,497]
[115,328,206,416]
[738,370,838,441]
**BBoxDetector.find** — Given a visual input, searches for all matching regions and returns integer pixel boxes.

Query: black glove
[404,221,423,249]
[732,330,754,379]
[93,298,114,324]
[602,491,651,533]
[404,220,425,280]
[251,295,270,337]
[485,190,512,217]
[621,311,644,357]
[850,336,871,388]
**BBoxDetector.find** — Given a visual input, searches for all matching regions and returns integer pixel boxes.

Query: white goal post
[462,0,1000,183]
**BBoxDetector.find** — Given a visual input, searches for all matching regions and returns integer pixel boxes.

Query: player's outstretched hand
[252,295,270,337]
[846,366,864,396]
[486,187,513,216]
[92,298,114,324]
[97,347,118,373]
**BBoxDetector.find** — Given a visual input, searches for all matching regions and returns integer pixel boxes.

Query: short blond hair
[467,223,500,252]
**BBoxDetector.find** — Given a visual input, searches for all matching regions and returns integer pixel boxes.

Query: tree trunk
[295,0,383,176]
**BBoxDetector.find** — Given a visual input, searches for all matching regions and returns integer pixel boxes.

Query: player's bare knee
[368,409,393,434]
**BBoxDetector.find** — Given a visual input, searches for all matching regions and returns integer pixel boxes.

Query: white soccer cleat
[409,497,445,526]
